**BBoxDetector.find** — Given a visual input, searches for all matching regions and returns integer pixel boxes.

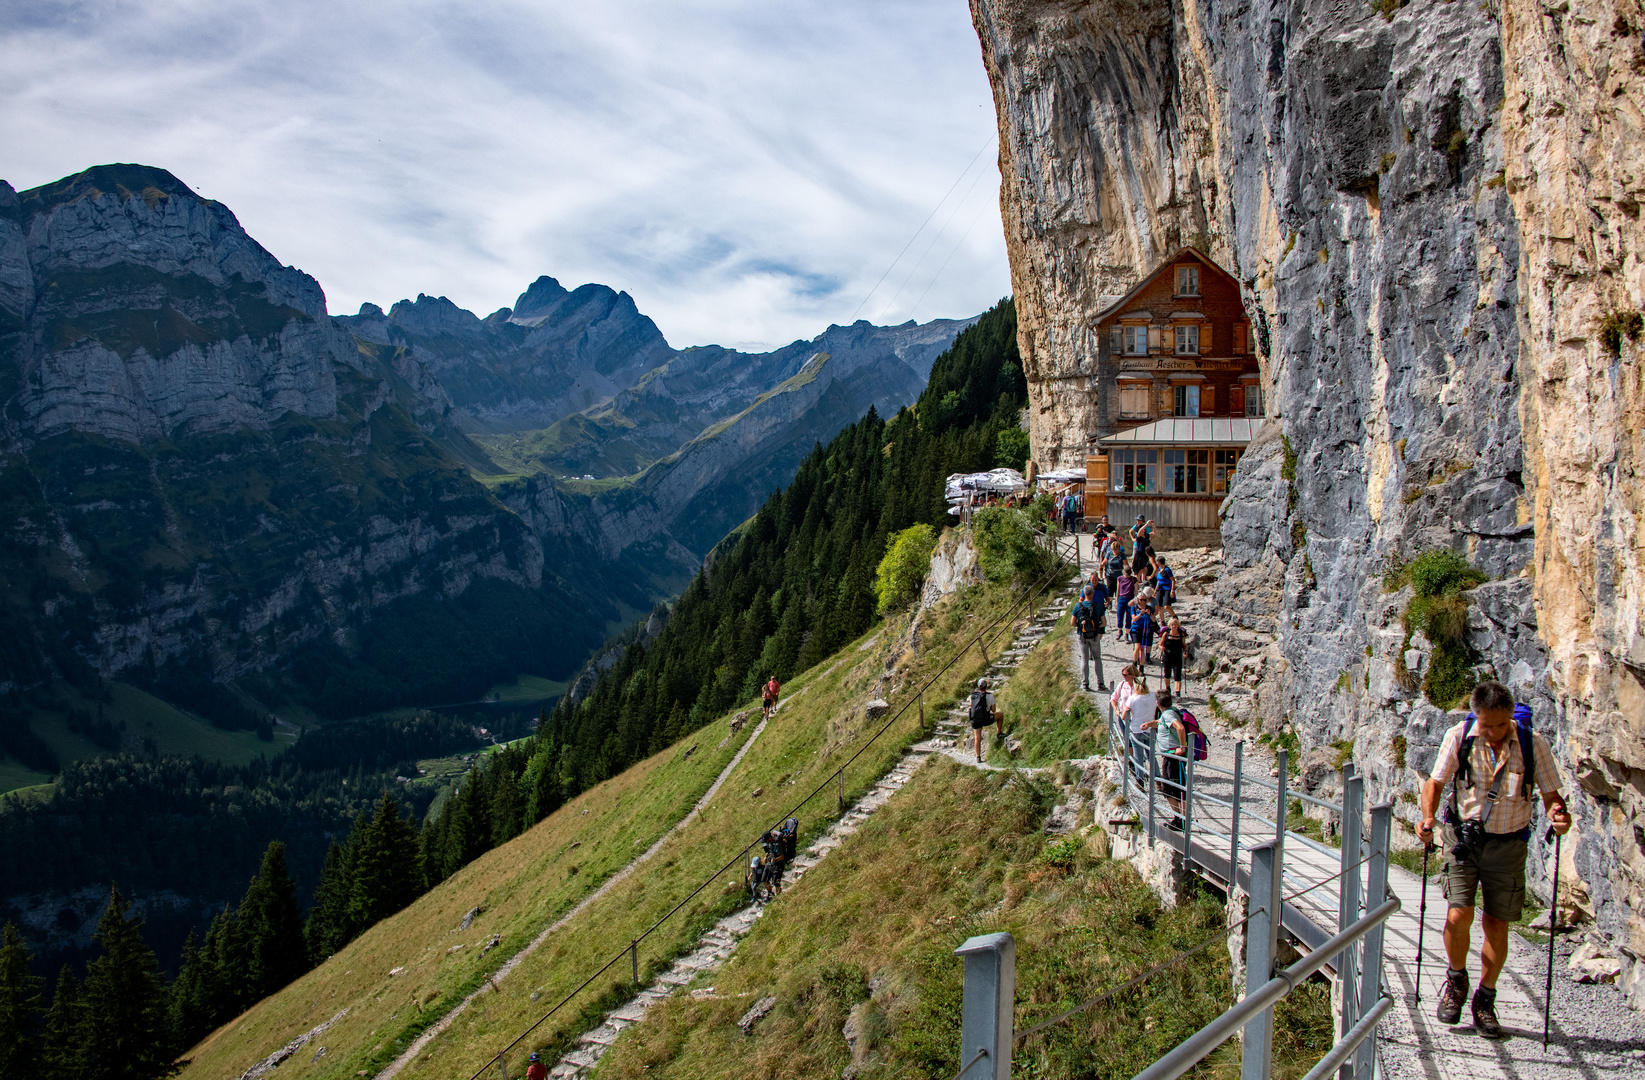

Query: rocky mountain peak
[510,274,569,323]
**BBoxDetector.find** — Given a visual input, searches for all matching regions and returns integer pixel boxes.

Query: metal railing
[464,522,1080,1078]
[952,701,1398,1080]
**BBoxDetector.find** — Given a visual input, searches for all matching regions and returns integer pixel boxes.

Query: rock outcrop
[970,0,1644,989]
[0,165,608,713]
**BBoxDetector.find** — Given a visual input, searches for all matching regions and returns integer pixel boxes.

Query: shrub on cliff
[971,506,1054,584]
[1387,549,1488,708]
[874,524,939,614]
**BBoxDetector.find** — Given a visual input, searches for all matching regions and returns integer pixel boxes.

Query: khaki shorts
[1438,822,1528,922]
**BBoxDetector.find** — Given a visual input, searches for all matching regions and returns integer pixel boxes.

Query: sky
[0,0,1012,350]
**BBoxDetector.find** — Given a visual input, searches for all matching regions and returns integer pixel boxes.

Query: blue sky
[0,0,1010,349]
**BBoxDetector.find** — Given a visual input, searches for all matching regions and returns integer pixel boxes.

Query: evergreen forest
[0,296,1025,1075]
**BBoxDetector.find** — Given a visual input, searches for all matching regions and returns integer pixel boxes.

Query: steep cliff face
[972,0,1644,981]
[0,165,609,715]
[1498,0,1645,978]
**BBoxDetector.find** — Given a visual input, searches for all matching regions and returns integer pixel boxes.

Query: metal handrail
[1299,995,1391,1080]
[1131,898,1401,1080]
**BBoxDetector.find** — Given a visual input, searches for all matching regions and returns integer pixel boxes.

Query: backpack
[968,690,992,727]
[777,817,799,861]
[1074,602,1101,638]
[1451,704,1537,832]
[1177,708,1210,761]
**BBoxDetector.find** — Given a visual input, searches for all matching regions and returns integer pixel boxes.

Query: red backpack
[1177,708,1210,761]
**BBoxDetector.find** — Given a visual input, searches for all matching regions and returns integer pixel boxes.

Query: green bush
[873,524,940,614]
[995,427,1031,470]
[1406,549,1488,598]
[1388,549,1488,708]
[972,506,1056,584]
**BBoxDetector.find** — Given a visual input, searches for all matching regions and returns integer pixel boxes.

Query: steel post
[1183,748,1195,857]
[631,939,639,985]
[1354,804,1392,1080]
[1230,742,1244,879]
[1148,734,1159,840]
[955,932,1015,1080]
[1336,770,1363,1080]
[1242,841,1282,1080]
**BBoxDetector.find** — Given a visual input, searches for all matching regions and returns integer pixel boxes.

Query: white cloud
[0,0,1010,348]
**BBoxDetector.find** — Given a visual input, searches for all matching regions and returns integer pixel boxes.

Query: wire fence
[467,528,1082,1078]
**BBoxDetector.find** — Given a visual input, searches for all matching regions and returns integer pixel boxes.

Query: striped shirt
[1430,720,1561,835]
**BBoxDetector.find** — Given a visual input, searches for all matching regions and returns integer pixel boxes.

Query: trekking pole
[1414,841,1433,1003]
[1544,825,1562,1048]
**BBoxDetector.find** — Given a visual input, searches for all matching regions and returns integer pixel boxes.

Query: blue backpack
[1451,703,1537,838]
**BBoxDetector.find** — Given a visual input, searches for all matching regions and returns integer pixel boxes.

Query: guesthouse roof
[1092,246,1229,324]
[1098,418,1270,446]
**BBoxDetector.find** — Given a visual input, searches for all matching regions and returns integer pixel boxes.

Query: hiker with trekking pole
[1416,680,1572,1039]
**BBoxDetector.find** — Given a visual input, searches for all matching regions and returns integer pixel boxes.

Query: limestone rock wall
[972,0,1644,982]
[1498,0,1645,974]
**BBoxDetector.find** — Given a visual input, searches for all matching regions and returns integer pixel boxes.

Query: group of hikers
[1069,515,1186,696]
[744,817,800,902]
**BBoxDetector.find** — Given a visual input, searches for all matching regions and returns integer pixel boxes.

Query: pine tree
[238,841,306,998]
[41,966,83,1076]
[166,932,217,1054]
[79,884,178,1080]
[0,923,44,1080]
[304,827,359,964]
[347,792,420,929]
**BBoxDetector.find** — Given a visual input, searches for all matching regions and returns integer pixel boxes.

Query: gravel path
[536,574,1085,1077]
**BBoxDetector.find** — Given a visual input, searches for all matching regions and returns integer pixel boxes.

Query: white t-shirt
[1126,692,1158,733]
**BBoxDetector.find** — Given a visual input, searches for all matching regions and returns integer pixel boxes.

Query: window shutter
[1234,323,1247,353]
[1201,386,1215,414]
[1110,325,1122,354]
[1230,385,1245,415]
[1200,323,1212,353]
[1149,326,1162,351]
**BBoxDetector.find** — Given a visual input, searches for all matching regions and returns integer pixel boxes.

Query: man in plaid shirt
[1418,681,1572,1038]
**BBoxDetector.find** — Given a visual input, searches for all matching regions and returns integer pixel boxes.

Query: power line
[846,140,994,325]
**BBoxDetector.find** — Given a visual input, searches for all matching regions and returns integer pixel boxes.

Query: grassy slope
[0,681,284,795]
[179,578,1042,1080]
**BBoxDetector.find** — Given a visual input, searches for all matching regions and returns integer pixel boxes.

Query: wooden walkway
[1063,532,1645,1079]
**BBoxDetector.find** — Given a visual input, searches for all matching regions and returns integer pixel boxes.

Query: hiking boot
[1436,969,1468,1025]
[1166,816,1183,832]
[1472,987,1504,1039]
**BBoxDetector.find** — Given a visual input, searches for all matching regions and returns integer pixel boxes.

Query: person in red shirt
[525,1051,547,1080]
[761,676,781,720]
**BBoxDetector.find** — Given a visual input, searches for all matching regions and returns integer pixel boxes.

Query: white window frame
[1244,384,1263,417]
[1173,384,1200,417]
[1175,324,1200,355]
[1123,325,1148,355]
[1175,265,1200,296]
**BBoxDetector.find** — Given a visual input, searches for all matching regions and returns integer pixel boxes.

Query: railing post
[1336,768,1363,1080]
[838,768,845,814]
[955,932,1015,1080]
[1230,741,1244,878]
[1242,841,1281,1080]
[631,939,639,985]
[1354,803,1393,1080]
[1148,733,1159,840]
[1183,748,1195,857]
[496,1052,510,1080]
[1274,748,1289,857]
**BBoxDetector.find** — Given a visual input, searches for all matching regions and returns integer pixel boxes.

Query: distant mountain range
[0,163,973,726]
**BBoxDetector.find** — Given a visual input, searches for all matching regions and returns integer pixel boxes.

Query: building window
[1118,383,1151,418]
[1123,325,1148,355]
[1162,448,1210,493]
[1244,385,1263,417]
[1175,324,1200,355]
[1175,265,1200,296]
[1173,385,1200,417]
[1214,448,1242,494]
[1111,448,1158,492]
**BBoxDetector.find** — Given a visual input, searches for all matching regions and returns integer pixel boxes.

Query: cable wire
[470,533,1076,1078]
